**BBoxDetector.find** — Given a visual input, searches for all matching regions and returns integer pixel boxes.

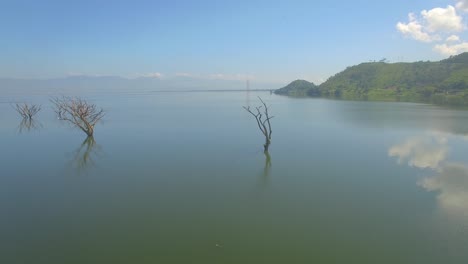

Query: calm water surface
[1,90,468,263]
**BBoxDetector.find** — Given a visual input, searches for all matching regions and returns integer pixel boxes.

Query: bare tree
[13,103,41,120]
[51,96,105,137]
[243,97,274,152]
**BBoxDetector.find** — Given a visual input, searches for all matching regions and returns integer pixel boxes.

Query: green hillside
[277,52,468,106]
[274,79,318,96]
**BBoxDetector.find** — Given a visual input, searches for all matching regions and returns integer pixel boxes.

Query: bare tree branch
[51,96,105,137]
[244,96,273,152]
[12,103,41,120]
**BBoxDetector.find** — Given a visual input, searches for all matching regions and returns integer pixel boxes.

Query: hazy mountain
[0,75,279,97]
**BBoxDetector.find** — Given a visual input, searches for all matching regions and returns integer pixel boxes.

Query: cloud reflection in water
[389,132,468,219]
[388,133,448,169]
[419,163,468,216]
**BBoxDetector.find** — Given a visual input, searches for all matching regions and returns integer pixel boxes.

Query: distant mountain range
[0,75,279,96]
[276,52,468,106]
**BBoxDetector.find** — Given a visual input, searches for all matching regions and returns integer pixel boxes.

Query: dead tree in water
[13,103,41,120]
[243,97,273,152]
[51,96,105,137]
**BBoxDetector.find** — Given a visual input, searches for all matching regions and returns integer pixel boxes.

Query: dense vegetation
[275,52,468,106]
[274,79,318,96]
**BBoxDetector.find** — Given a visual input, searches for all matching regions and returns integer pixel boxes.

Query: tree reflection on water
[258,151,272,188]
[69,136,102,175]
[17,118,42,134]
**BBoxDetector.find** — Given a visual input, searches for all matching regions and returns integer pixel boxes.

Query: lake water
[1,90,468,263]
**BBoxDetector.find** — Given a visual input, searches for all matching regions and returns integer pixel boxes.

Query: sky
[1,0,468,84]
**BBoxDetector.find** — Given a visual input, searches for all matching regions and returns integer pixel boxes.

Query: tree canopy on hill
[274,79,318,96]
[276,52,468,106]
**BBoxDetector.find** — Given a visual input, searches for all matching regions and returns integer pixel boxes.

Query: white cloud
[175,72,196,78]
[396,13,436,42]
[421,5,464,32]
[396,6,463,42]
[433,41,468,55]
[456,0,468,12]
[397,4,468,56]
[138,72,163,78]
[388,133,448,169]
[446,34,461,42]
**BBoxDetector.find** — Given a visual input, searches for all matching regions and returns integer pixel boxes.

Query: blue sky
[1,0,468,84]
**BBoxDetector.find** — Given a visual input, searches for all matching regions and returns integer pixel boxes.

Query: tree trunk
[264,138,271,153]
[85,125,94,137]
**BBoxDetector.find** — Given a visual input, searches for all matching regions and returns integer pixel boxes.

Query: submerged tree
[51,96,105,137]
[12,103,42,133]
[13,103,41,120]
[243,97,273,152]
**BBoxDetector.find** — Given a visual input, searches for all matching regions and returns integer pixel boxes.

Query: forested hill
[276,52,468,106]
[274,79,318,96]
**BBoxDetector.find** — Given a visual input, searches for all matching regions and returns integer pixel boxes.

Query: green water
[1,90,468,263]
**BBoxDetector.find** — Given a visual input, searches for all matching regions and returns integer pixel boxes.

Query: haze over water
[1,89,468,263]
